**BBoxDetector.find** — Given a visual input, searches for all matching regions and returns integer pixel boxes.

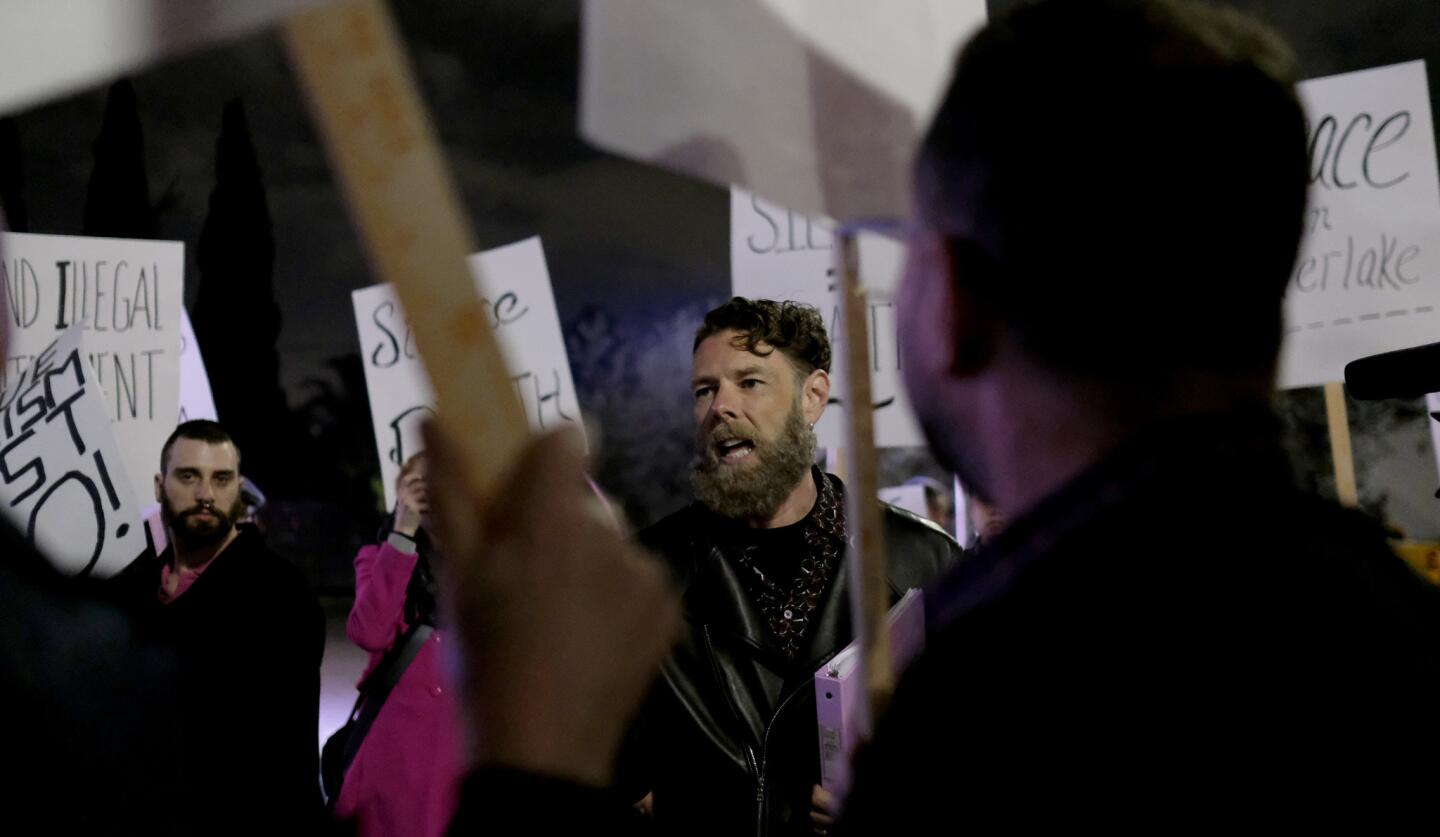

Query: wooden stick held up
[282,0,529,502]
[1324,381,1359,508]
[835,230,894,732]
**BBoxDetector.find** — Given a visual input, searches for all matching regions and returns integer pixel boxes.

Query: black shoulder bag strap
[337,622,435,782]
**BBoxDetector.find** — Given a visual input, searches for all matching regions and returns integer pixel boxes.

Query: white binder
[814,588,927,798]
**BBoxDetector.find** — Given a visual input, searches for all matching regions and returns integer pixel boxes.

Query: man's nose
[710,385,741,422]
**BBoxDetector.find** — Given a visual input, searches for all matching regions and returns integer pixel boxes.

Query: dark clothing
[717,469,852,660]
[732,521,809,597]
[448,411,1440,833]
[839,411,1440,828]
[622,471,963,837]
[1,521,180,836]
[113,526,326,836]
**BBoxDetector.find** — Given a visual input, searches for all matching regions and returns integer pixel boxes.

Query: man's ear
[941,237,1001,376]
[802,369,830,425]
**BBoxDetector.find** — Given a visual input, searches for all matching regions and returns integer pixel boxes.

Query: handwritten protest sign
[1,232,183,501]
[1279,60,1440,389]
[178,308,218,422]
[0,325,147,577]
[731,187,922,448]
[353,237,583,508]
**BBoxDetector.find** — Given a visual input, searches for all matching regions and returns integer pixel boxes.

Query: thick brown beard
[691,399,817,522]
[161,494,244,549]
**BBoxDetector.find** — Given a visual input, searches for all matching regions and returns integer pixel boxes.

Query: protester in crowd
[112,420,325,835]
[435,1,1440,832]
[331,453,464,837]
[610,297,962,836]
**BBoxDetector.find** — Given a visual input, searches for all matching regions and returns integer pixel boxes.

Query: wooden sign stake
[835,229,894,731]
[1324,381,1359,508]
[281,0,528,501]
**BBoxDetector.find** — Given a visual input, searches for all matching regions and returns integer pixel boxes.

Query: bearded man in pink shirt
[113,419,325,836]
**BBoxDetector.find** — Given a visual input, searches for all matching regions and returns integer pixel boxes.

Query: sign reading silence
[731,186,923,449]
[353,237,584,508]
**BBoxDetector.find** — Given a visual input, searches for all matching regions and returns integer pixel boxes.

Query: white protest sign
[0,325,147,577]
[178,308,218,422]
[0,0,339,116]
[1279,60,1440,389]
[353,237,583,508]
[878,484,927,519]
[1,232,183,503]
[581,0,987,220]
[731,187,922,448]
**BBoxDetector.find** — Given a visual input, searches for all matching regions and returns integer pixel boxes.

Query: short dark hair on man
[160,419,240,473]
[694,297,833,377]
[916,0,1308,380]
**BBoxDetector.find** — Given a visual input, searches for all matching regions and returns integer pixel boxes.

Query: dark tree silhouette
[191,99,295,493]
[0,118,27,232]
[82,81,157,240]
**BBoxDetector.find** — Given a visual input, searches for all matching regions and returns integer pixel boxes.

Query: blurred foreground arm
[424,424,680,833]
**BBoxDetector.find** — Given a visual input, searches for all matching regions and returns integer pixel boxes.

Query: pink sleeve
[346,540,420,652]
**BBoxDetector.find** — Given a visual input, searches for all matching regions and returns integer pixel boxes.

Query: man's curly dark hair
[693,297,832,377]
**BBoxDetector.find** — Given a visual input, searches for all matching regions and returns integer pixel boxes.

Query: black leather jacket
[623,472,963,837]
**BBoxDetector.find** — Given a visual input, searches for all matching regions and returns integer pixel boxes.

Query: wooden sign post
[1323,381,1359,508]
[281,0,529,502]
[834,229,894,731]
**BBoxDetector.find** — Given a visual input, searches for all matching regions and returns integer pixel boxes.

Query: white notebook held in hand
[815,588,927,798]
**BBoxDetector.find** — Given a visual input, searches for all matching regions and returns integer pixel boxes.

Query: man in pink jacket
[334,455,464,837]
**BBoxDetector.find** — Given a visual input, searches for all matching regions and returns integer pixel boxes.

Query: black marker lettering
[27,471,106,576]
[1365,111,1411,188]
[93,450,122,510]
[93,261,108,331]
[0,430,45,506]
[55,261,70,329]
[747,194,780,254]
[142,349,161,420]
[371,302,402,368]
[1331,113,1369,190]
[490,292,529,327]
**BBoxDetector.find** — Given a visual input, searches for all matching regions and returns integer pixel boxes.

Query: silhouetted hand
[424,423,681,788]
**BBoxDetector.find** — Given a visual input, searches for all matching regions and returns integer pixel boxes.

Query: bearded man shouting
[621,298,963,837]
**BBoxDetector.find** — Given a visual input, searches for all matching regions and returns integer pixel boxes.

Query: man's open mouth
[715,437,756,463]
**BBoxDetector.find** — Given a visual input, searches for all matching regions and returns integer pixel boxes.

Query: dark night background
[3,0,1439,596]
